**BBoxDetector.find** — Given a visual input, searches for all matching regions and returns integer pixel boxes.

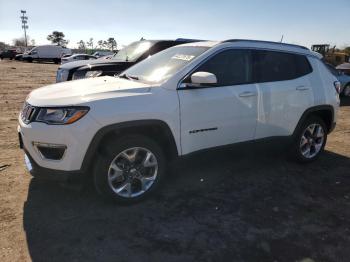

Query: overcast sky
[0,0,349,49]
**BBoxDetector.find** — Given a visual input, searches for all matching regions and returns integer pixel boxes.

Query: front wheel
[93,135,166,203]
[291,116,327,163]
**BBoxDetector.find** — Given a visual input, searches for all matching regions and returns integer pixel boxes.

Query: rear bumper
[23,148,83,182]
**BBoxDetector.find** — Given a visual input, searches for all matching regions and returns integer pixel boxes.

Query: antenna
[20,10,29,47]
[280,35,284,43]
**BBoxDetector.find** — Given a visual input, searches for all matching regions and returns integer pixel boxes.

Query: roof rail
[175,38,205,43]
[223,39,309,50]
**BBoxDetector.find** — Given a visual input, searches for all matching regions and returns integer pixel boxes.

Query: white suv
[18,40,340,203]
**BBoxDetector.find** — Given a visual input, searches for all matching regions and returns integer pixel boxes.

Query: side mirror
[191,71,217,85]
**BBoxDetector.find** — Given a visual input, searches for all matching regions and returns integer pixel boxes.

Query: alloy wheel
[107,147,158,198]
[300,123,325,159]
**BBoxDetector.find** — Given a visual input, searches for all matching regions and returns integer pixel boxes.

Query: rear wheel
[93,135,166,203]
[291,116,327,163]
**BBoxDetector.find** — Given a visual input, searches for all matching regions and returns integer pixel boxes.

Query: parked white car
[22,45,72,64]
[18,40,340,203]
[92,51,114,58]
[61,54,97,64]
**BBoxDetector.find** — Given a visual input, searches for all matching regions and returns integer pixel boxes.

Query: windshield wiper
[118,73,139,81]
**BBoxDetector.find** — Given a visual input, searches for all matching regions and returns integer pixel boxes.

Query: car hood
[59,58,128,70]
[27,76,153,107]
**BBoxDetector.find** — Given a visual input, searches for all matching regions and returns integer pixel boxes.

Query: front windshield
[112,41,153,62]
[120,45,209,84]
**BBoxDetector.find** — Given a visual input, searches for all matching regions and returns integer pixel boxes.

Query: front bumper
[23,149,82,182]
[18,111,101,172]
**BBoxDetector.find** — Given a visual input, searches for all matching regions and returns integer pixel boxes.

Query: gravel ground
[0,60,350,262]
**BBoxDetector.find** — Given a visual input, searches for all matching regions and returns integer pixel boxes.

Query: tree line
[47,31,117,52]
[77,38,117,51]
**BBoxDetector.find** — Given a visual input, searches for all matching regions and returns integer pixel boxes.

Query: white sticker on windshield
[171,54,195,61]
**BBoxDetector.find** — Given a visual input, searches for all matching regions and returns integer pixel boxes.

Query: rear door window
[253,50,312,83]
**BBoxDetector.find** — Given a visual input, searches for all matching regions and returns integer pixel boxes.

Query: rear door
[178,49,258,154]
[252,50,313,138]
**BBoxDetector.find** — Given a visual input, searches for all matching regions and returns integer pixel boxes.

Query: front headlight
[85,70,103,78]
[56,69,69,83]
[35,107,89,125]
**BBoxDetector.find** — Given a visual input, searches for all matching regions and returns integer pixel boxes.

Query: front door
[178,49,258,154]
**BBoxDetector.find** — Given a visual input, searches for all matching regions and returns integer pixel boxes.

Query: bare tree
[0,42,9,50]
[13,37,27,46]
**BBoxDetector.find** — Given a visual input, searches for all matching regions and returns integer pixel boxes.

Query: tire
[53,59,60,64]
[27,58,33,63]
[291,116,327,163]
[93,135,166,204]
[342,84,350,97]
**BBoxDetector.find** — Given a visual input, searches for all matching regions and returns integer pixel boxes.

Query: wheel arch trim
[80,119,179,172]
[293,105,335,136]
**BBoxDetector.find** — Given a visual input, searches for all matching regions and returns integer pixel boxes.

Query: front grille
[72,70,86,80]
[21,103,37,124]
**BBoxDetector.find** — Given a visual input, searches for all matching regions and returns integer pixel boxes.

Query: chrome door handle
[296,85,310,91]
[239,91,256,97]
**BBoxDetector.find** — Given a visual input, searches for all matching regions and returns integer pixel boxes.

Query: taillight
[334,81,341,94]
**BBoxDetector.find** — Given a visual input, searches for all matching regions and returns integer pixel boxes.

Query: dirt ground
[0,60,350,262]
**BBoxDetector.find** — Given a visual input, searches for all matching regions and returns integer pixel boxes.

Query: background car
[336,62,350,75]
[99,54,114,60]
[61,54,97,64]
[92,51,115,58]
[0,49,19,60]
[56,38,202,82]
[326,63,350,96]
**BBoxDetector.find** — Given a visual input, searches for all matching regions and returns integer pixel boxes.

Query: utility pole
[20,10,28,47]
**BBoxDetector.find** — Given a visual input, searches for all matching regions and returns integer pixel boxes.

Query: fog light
[33,142,66,160]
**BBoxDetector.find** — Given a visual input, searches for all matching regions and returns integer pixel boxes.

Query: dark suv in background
[0,49,19,60]
[56,39,200,82]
